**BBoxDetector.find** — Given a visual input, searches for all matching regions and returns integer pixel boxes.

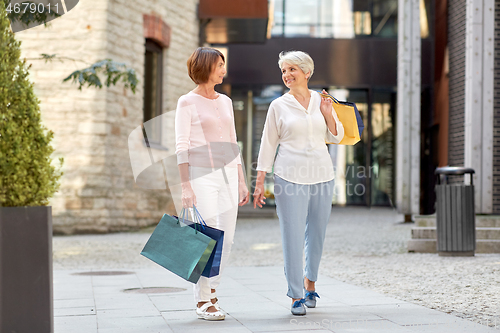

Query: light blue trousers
[274,175,334,299]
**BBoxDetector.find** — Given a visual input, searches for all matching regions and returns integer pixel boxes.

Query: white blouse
[256,90,345,185]
[175,91,241,168]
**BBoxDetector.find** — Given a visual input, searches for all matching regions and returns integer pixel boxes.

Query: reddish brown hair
[186,47,225,84]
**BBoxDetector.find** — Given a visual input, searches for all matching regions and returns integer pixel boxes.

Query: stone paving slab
[53,266,498,333]
[53,207,500,327]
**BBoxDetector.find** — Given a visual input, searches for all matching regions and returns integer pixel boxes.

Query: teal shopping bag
[180,207,224,278]
[141,213,216,283]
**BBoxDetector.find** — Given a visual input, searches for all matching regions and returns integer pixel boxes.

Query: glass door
[230,85,395,207]
[328,88,395,207]
[370,91,396,206]
[329,89,369,205]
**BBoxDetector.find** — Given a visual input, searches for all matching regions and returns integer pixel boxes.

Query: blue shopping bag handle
[192,205,208,230]
[193,206,207,227]
[180,205,207,233]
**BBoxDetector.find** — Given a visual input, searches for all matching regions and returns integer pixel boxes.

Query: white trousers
[188,166,238,303]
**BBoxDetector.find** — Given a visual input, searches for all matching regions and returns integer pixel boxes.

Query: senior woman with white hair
[253,50,344,316]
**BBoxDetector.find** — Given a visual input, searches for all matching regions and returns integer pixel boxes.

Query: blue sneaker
[304,291,320,308]
[291,299,306,315]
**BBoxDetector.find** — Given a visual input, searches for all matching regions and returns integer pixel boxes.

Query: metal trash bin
[435,167,475,256]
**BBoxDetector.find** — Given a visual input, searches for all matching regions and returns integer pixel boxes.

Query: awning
[199,0,269,44]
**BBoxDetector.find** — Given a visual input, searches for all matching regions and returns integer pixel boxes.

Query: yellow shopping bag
[320,92,364,145]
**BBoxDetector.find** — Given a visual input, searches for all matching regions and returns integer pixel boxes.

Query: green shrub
[0,4,62,207]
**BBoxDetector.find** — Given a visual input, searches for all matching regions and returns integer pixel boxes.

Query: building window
[143,39,163,144]
[354,11,371,35]
[270,0,399,39]
[371,0,397,37]
[420,0,431,38]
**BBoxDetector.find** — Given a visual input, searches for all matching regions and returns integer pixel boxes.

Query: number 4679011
[6,2,60,14]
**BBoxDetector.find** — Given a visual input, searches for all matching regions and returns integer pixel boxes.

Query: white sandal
[196,301,225,321]
[211,292,221,311]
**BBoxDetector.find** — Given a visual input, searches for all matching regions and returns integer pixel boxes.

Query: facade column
[464,0,494,213]
[396,0,421,216]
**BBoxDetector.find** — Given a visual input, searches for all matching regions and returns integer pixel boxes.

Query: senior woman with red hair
[175,47,249,320]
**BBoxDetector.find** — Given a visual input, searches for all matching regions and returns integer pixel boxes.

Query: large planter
[0,206,53,333]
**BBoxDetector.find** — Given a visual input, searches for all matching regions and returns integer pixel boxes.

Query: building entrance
[229,85,396,207]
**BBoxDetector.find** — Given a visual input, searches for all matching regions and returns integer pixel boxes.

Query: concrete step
[411,227,500,240]
[477,227,500,239]
[407,239,436,253]
[414,214,500,228]
[477,215,500,227]
[411,227,436,239]
[414,215,437,227]
[408,239,500,253]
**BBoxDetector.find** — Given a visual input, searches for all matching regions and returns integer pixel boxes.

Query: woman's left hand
[319,89,334,119]
[239,183,250,206]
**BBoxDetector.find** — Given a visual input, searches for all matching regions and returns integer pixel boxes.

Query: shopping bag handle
[193,206,208,228]
[180,205,206,233]
[180,207,201,233]
[317,91,340,104]
[179,208,187,226]
[192,205,208,229]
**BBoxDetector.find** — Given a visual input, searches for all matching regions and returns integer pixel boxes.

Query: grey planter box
[0,206,53,333]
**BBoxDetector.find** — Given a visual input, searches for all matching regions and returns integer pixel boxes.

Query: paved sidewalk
[54,266,499,333]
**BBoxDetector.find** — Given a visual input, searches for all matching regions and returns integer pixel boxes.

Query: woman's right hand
[181,183,197,208]
[252,183,266,208]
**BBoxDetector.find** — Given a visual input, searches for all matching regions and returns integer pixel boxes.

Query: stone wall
[447,0,466,177]
[16,0,199,233]
[495,0,500,213]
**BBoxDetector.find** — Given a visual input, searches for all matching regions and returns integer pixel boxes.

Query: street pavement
[54,266,498,333]
[53,207,500,332]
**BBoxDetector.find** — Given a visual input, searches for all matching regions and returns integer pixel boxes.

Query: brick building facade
[447,0,466,171]
[430,0,497,214]
[16,0,199,233]
[494,1,500,213]
[446,0,495,214]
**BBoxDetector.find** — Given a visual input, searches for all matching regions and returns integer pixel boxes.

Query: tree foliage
[4,0,61,29]
[63,59,138,93]
[0,4,62,207]
[2,0,138,93]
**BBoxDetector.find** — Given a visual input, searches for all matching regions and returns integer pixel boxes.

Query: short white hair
[278,50,314,80]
